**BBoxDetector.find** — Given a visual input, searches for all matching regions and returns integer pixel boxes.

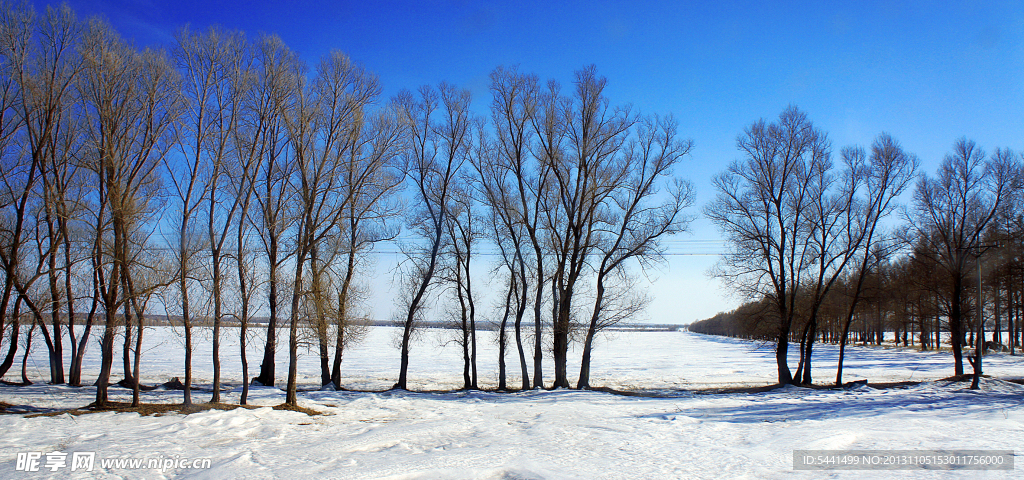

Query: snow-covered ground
[0,326,1021,479]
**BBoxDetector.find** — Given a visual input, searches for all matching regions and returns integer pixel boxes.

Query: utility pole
[967,243,1000,390]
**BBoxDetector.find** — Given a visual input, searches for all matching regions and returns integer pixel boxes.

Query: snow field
[0,327,1021,479]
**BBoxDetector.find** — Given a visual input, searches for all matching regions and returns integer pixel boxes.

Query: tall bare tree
[282,50,381,404]
[545,65,633,388]
[0,4,87,385]
[443,172,482,389]
[0,2,29,381]
[169,25,230,406]
[789,139,878,386]
[577,114,693,389]
[474,127,532,390]
[490,65,546,389]
[834,134,918,385]
[327,102,404,389]
[909,139,1017,376]
[27,5,82,386]
[706,106,829,385]
[251,34,298,389]
[78,18,180,406]
[226,59,269,402]
[174,26,251,403]
[0,3,42,381]
[394,82,469,390]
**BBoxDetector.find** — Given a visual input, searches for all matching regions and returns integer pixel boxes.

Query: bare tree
[394,82,469,390]
[226,89,264,402]
[706,106,829,385]
[474,131,532,390]
[578,114,693,389]
[77,18,180,406]
[908,139,1016,377]
[251,34,298,389]
[26,5,83,386]
[282,50,381,404]
[788,139,879,386]
[169,25,237,406]
[545,65,634,388]
[834,134,917,385]
[442,172,482,390]
[0,2,41,381]
[173,26,251,403]
[0,3,28,380]
[327,102,404,389]
[489,65,545,389]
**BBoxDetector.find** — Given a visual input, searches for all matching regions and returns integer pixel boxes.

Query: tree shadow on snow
[642,380,1024,424]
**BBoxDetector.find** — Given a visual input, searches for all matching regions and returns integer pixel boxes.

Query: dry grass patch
[23,402,322,418]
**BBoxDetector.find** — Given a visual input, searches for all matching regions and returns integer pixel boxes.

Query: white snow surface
[0,326,1021,479]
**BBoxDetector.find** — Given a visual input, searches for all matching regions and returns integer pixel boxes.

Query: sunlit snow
[0,327,1021,479]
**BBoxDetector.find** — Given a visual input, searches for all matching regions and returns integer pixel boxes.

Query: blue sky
[39,0,1024,323]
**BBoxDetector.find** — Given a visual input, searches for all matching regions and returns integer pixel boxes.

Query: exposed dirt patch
[937,373,987,382]
[272,403,322,416]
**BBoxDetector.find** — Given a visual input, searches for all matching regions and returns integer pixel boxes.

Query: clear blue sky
[39,0,1024,323]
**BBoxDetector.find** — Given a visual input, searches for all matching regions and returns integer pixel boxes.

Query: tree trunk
[238,230,252,405]
[800,317,817,385]
[951,274,964,376]
[183,317,193,405]
[45,221,65,384]
[211,247,223,403]
[21,321,35,385]
[498,281,512,391]
[794,319,811,384]
[532,255,544,389]
[470,287,479,391]
[457,264,471,390]
[578,275,606,389]
[552,272,575,388]
[178,233,193,406]
[331,243,357,390]
[70,290,98,386]
[776,303,793,385]
[514,280,528,390]
[286,245,308,405]
[257,251,279,387]
[95,309,117,407]
[63,227,77,385]
[397,317,413,390]
[467,258,479,390]
[240,327,249,405]
[130,301,144,407]
[971,260,984,390]
[122,300,133,384]
[0,300,22,378]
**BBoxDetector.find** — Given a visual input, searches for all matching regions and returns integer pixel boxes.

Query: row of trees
[0,4,692,406]
[696,106,1022,388]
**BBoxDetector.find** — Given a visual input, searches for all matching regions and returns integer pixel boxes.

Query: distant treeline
[696,98,1023,390]
[692,230,1024,377]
